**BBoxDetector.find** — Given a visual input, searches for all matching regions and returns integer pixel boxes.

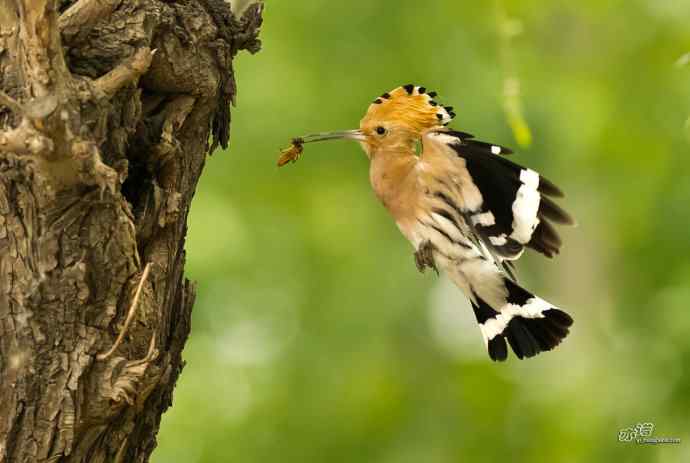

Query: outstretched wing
[422,130,574,262]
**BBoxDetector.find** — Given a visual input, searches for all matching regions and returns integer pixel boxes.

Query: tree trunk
[0,0,262,460]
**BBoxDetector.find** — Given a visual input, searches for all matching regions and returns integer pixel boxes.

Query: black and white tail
[434,241,573,361]
[470,278,573,361]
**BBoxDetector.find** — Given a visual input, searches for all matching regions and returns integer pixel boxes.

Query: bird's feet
[414,240,438,274]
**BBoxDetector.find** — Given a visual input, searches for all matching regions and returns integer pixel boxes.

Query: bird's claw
[414,240,438,274]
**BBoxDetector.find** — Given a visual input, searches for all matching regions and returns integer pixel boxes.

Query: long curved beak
[278,129,366,167]
[299,129,365,143]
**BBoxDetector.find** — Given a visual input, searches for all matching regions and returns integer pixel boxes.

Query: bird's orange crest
[361,84,456,135]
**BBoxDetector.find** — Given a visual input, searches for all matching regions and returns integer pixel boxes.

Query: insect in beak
[277,129,365,167]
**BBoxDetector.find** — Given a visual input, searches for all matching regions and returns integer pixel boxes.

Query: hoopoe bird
[279,84,574,361]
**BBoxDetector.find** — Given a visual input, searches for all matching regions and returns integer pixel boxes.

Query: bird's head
[280,85,455,164]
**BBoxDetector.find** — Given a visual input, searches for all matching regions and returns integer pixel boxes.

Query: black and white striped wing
[430,130,574,261]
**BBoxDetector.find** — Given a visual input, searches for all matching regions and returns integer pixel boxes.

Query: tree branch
[94,48,155,98]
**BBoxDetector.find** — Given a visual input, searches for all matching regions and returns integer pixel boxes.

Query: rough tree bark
[0,0,262,460]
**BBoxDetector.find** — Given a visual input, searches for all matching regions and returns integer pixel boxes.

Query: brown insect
[277,138,304,167]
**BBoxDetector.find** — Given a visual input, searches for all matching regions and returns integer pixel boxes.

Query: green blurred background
[153,1,690,462]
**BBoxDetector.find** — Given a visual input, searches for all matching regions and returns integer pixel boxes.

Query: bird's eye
[375,126,386,135]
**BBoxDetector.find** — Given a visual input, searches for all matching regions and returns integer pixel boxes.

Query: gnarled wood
[0,0,263,461]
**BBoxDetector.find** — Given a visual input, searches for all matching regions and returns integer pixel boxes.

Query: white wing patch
[510,169,541,244]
